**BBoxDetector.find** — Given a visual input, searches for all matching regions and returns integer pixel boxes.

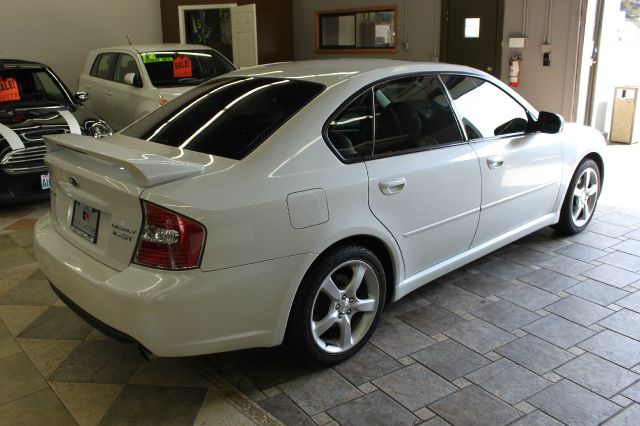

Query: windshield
[0,68,71,109]
[122,77,324,160]
[140,50,235,87]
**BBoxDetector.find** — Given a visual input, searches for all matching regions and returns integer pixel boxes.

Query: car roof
[226,59,486,87]
[0,58,48,68]
[90,44,213,54]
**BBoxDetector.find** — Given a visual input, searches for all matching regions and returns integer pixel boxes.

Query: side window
[91,53,116,80]
[442,75,529,139]
[113,54,140,84]
[373,75,463,156]
[32,71,66,103]
[326,90,373,160]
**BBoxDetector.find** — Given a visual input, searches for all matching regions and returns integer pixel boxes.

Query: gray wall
[0,0,163,91]
[293,0,583,120]
[501,0,583,119]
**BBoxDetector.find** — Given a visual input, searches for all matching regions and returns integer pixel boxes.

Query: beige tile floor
[0,203,280,425]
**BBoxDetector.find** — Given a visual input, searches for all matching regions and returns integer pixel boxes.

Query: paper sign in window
[465,18,480,38]
[173,56,193,78]
[0,77,20,102]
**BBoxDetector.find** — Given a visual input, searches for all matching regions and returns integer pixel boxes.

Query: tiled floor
[1,143,640,426]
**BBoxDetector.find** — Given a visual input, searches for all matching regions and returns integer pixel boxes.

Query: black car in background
[0,59,112,204]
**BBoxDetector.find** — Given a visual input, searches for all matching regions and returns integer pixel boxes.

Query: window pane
[327,90,373,160]
[373,75,463,155]
[0,69,68,107]
[123,78,324,160]
[319,8,396,49]
[94,54,116,80]
[140,50,234,88]
[183,9,233,61]
[465,18,480,38]
[113,54,140,83]
[443,76,529,139]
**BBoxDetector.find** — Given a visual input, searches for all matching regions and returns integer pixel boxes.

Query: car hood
[0,105,101,130]
[0,105,103,152]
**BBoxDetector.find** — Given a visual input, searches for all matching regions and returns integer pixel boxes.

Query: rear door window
[326,90,374,160]
[122,77,324,160]
[373,75,463,155]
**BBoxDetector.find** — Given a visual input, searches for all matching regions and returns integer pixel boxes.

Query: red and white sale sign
[173,56,193,78]
[0,77,20,102]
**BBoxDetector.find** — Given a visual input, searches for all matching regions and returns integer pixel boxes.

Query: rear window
[140,50,235,87]
[122,77,324,160]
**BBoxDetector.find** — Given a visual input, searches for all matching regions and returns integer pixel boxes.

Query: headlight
[88,120,113,139]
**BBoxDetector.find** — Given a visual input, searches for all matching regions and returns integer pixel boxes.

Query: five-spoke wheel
[554,158,601,234]
[287,246,386,364]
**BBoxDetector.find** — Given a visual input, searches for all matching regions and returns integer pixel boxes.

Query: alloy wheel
[309,260,380,354]
[571,167,598,228]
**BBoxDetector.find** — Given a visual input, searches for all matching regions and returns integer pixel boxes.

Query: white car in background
[35,60,606,364]
[78,44,235,130]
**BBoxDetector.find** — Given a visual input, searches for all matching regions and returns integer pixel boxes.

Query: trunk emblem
[68,177,79,187]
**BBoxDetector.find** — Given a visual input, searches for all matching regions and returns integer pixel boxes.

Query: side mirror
[535,111,564,134]
[75,91,89,103]
[123,73,142,88]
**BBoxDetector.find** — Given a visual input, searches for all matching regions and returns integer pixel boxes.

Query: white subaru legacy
[35,60,606,364]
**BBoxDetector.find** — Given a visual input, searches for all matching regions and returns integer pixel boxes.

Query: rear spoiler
[44,134,205,188]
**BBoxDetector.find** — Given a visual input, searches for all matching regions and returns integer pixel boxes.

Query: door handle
[379,178,406,195]
[105,89,112,96]
[487,156,505,169]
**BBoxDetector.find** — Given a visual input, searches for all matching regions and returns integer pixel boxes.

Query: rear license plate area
[70,200,100,244]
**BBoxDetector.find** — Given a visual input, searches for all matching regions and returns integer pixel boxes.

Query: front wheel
[554,159,600,234]
[287,245,386,365]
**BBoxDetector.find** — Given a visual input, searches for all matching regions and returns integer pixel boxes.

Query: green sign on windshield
[140,53,174,63]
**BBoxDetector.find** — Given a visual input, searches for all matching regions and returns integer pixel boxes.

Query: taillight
[133,202,205,270]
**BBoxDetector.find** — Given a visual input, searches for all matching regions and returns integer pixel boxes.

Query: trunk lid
[44,133,236,271]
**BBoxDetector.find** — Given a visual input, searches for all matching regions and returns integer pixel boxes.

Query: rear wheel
[287,245,386,365]
[554,159,600,234]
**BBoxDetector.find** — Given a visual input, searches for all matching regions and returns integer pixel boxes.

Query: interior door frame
[582,0,605,126]
[178,3,238,44]
[439,0,505,77]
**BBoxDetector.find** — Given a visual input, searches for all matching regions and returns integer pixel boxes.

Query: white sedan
[34,60,606,364]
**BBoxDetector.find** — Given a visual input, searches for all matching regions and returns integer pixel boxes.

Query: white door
[231,4,258,68]
[442,75,563,246]
[327,75,482,277]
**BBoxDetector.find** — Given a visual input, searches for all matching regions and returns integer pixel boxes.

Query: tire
[286,245,386,365]
[553,159,601,234]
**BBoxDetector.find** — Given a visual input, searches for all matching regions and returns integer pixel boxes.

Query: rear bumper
[34,214,316,357]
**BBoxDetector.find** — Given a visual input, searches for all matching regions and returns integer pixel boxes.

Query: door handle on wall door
[379,178,406,195]
[487,156,505,169]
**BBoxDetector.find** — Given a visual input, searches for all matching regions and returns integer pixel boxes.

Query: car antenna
[126,35,133,46]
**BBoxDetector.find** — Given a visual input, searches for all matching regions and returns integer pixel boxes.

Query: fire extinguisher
[509,55,521,87]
